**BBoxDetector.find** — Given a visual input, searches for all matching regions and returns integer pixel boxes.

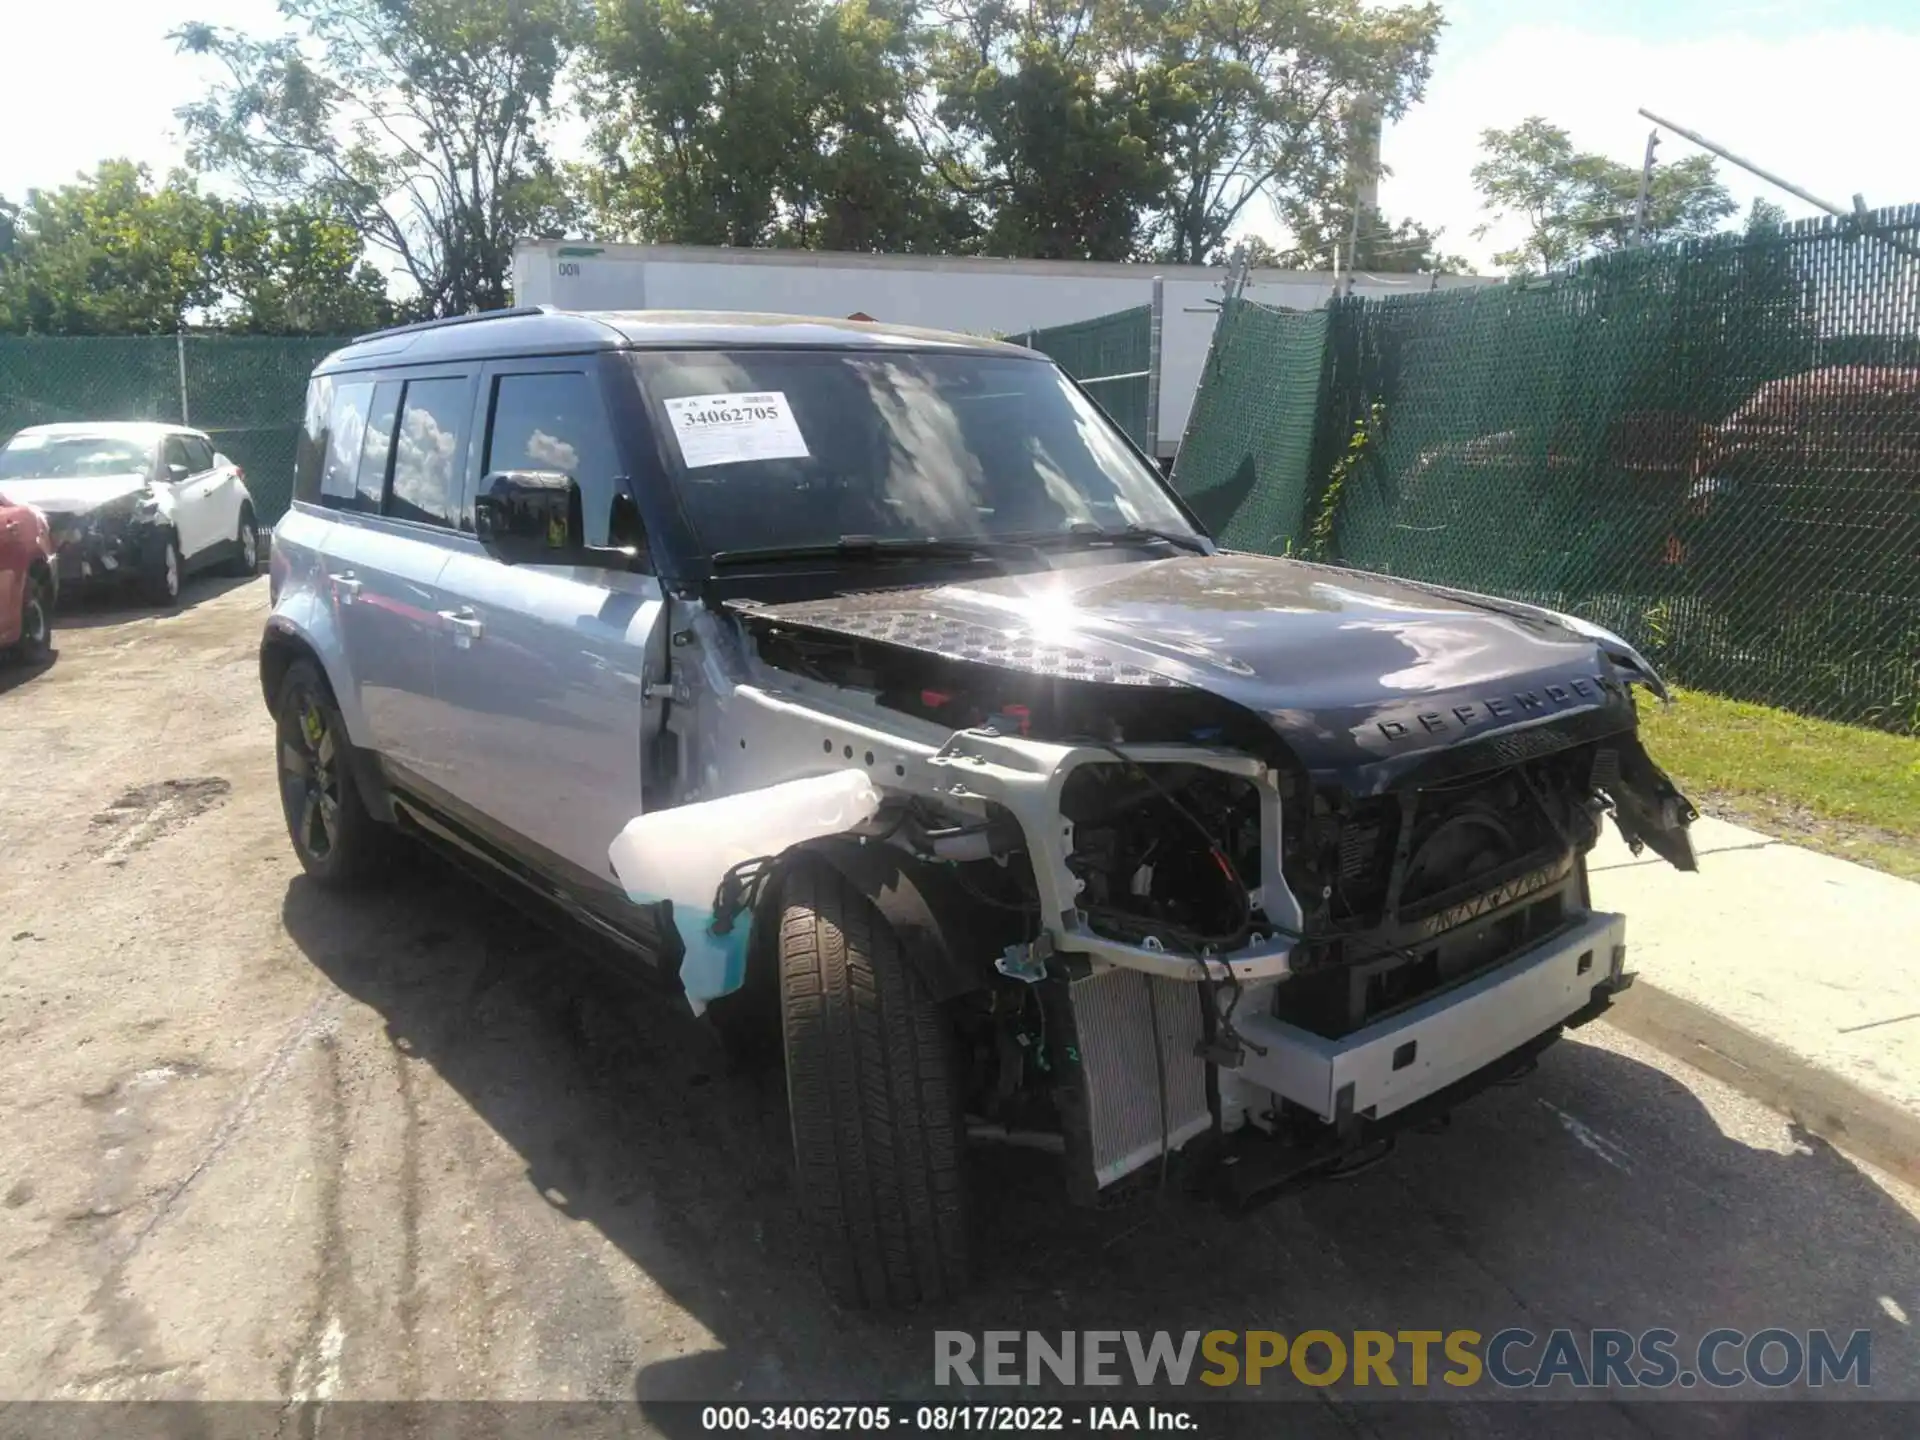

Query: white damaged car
[0,422,260,605]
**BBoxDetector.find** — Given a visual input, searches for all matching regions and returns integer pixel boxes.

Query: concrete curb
[1605,978,1920,1192]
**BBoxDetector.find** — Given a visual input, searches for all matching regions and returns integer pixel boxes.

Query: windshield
[0,433,151,480]
[628,349,1196,555]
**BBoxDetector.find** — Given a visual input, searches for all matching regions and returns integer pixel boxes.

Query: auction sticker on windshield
[663,391,811,469]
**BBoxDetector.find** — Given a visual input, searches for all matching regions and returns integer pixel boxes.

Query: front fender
[794,837,1019,1002]
[262,590,369,747]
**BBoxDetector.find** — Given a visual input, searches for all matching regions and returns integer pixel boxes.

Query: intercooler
[1050,964,1212,1199]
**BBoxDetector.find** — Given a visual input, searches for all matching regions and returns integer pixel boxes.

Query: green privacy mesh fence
[1173,207,1920,733]
[1170,300,1328,551]
[1022,305,1154,450]
[0,334,343,527]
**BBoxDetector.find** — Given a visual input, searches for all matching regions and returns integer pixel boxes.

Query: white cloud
[1376,24,1920,273]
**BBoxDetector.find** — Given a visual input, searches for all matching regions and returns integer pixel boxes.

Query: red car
[0,490,57,663]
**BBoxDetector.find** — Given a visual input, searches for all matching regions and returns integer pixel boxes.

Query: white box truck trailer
[510,241,1496,462]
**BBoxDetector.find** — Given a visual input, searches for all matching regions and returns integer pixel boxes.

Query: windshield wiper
[708,535,1045,571]
[1014,522,1211,555]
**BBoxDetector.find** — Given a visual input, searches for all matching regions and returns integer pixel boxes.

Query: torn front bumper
[1054,912,1631,1197]
[47,513,143,585]
[1226,909,1630,1124]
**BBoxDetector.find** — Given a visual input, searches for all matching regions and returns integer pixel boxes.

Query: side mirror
[166,463,191,482]
[474,470,584,562]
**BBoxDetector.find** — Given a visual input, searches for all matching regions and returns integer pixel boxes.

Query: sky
[4,0,1919,275]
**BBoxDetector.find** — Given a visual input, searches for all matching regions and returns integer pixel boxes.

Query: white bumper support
[1230,911,1630,1123]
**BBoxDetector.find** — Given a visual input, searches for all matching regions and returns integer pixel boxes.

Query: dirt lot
[3,578,1920,1419]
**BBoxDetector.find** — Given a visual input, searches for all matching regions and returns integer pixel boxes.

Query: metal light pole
[1632,129,1658,245]
[1145,275,1164,464]
[1637,106,1920,262]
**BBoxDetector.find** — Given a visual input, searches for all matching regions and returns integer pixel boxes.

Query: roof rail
[350,305,552,344]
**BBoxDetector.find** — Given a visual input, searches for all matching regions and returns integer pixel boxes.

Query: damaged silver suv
[263,307,1698,1308]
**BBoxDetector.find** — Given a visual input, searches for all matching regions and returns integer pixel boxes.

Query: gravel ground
[2,577,1918,1426]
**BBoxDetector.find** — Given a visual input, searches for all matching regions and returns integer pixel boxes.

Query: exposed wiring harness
[1078,743,1255,950]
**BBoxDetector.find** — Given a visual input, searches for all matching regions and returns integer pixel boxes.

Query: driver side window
[163,436,194,480]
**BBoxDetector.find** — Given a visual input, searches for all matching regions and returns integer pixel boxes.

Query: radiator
[1055,966,1212,1196]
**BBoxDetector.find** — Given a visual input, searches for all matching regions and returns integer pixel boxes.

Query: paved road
[2,579,1916,1429]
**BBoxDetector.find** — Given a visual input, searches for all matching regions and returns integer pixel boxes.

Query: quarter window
[294,376,333,504]
[320,381,375,503]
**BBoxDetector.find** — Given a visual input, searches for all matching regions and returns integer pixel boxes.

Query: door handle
[329,571,362,602]
[439,606,484,647]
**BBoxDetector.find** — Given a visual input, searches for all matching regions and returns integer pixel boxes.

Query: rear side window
[483,371,621,546]
[320,381,375,503]
[388,377,469,528]
[294,376,333,504]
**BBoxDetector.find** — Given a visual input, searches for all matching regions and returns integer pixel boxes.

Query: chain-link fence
[0,334,342,526]
[1173,205,1920,734]
[1022,305,1157,453]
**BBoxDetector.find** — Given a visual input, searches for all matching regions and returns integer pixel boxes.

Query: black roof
[314,306,1031,375]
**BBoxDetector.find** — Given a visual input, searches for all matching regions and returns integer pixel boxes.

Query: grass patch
[1638,687,1920,880]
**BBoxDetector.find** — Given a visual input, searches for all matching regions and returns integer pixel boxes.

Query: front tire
[10,574,53,665]
[275,659,384,886]
[142,532,181,607]
[224,504,259,577]
[779,858,970,1308]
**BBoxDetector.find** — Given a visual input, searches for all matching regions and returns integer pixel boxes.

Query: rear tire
[224,504,259,577]
[10,574,52,665]
[275,658,385,886]
[778,858,970,1308]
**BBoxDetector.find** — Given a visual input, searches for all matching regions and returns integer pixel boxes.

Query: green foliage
[0,162,391,336]
[1471,117,1737,275]
[173,0,587,316]
[0,162,222,335]
[1272,201,1466,272]
[922,0,1171,260]
[1305,400,1380,559]
[213,203,394,335]
[580,0,969,252]
[1107,0,1443,264]
[580,0,1443,263]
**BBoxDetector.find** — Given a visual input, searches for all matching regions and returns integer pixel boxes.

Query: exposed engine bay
[641,553,1698,1206]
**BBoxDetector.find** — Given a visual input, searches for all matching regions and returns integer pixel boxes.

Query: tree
[920,0,1169,260]
[0,161,223,334]
[174,0,585,317]
[1471,117,1737,275]
[213,202,394,334]
[1275,199,1466,272]
[1106,0,1443,264]
[0,161,393,335]
[581,0,970,252]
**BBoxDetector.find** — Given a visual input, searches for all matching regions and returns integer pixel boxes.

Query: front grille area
[1274,741,1605,1039]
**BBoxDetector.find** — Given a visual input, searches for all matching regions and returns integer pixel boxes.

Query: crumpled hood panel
[0,473,148,516]
[737,552,1646,784]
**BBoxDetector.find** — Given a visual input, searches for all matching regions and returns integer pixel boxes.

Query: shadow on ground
[0,651,56,696]
[53,571,259,631]
[279,857,1920,1432]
